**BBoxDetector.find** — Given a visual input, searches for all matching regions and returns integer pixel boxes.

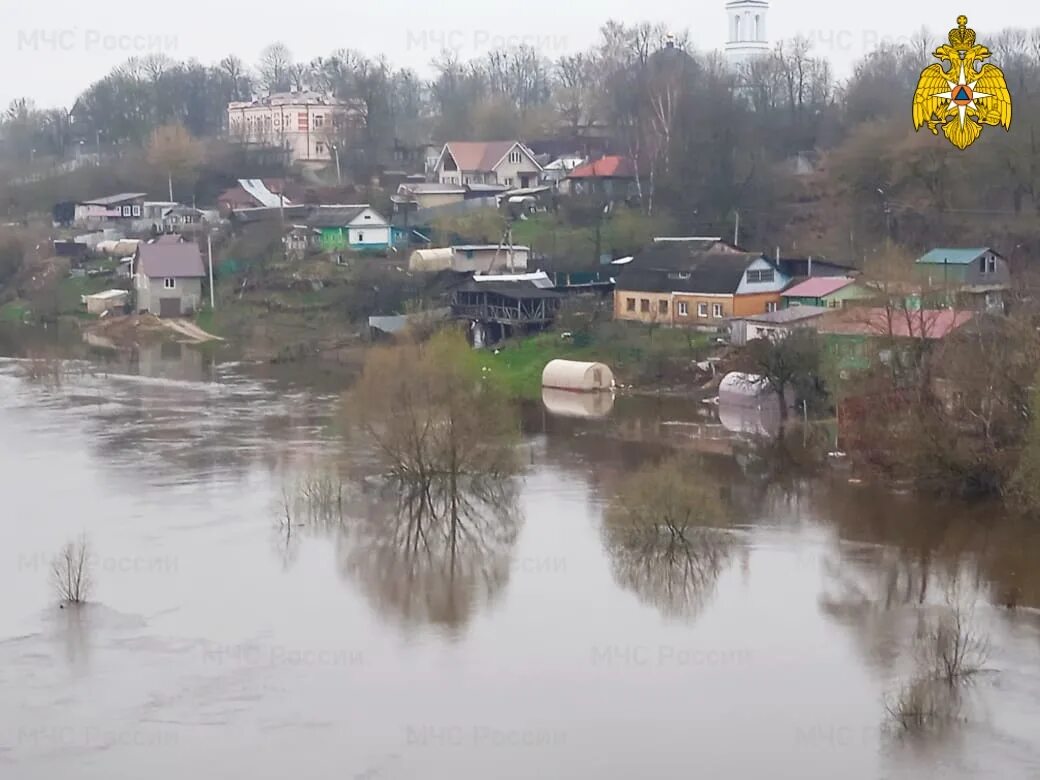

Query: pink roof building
[782,277,859,299]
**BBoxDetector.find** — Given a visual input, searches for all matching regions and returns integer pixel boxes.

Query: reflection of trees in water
[605,524,733,620]
[338,331,524,634]
[337,474,521,634]
[813,479,1018,670]
[271,465,350,570]
[603,457,736,620]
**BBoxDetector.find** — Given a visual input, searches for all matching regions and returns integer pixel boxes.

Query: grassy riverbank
[474,324,716,400]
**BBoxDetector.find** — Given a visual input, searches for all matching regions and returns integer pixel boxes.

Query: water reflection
[718,399,782,437]
[337,474,521,635]
[602,457,736,620]
[134,342,214,383]
[541,388,614,419]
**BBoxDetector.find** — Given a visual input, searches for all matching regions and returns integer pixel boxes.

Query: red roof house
[567,155,637,180]
[563,155,638,198]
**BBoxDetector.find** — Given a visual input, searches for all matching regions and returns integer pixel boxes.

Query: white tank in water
[542,359,614,392]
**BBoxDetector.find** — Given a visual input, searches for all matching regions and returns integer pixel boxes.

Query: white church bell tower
[725,0,770,66]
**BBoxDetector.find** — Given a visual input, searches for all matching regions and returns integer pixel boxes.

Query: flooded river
[1,340,1039,779]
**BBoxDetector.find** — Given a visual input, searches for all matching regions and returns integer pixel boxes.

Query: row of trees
[7,22,1040,253]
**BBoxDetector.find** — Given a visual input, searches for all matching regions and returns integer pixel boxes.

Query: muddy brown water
[1,338,1039,779]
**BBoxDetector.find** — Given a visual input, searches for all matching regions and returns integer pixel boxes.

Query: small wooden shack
[542,359,614,392]
[453,275,562,345]
[82,289,129,315]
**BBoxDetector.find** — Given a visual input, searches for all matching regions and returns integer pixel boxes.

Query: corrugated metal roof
[453,244,531,252]
[455,278,561,299]
[443,141,540,172]
[817,308,974,339]
[567,155,636,179]
[473,271,552,288]
[239,179,285,208]
[916,248,992,265]
[136,240,206,278]
[82,192,147,206]
[305,206,367,227]
[741,306,829,324]
[782,277,857,299]
[618,248,763,294]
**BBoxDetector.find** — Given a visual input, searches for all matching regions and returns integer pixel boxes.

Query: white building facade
[227,91,363,165]
[725,0,770,67]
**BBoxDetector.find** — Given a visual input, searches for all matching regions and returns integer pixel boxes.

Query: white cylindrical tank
[541,359,614,392]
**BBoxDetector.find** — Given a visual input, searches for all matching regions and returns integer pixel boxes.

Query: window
[313,114,324,128]
[357,232,364,242]
[122,205,132,217]
[698,303,708,317]
[678,302,689,317]
[668,271,691,280]
[503,177,514,186]
[747,268,775,283]
[979,256,986,272]
[659,300,668,315]
[626,298,636,312]
[163,278,176,290]
[508,149,522,164]
[316,142,326,155]
[712,303,723,318]
[640,299,650,313]
[766,301,778,313]
[987,256,996,273]
[131,204,141,217]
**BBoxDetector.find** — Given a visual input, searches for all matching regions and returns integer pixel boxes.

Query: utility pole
[207,229,216,310]
[168,172,174,202]
[733,210,740,247]
[333,144,341,184]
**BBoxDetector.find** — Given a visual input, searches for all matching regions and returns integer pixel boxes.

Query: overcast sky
[5,0,1038,108]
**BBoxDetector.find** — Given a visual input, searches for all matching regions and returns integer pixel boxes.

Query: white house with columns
[725,0,770,66]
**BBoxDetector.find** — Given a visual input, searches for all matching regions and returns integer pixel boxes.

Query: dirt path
[164,319,224,342]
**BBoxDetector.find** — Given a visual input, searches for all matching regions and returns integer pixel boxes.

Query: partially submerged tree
[349,328,518,482]
[739,328,823,420]
[51,535,92,605]
[343,329,522,631]
[884,585,991,734]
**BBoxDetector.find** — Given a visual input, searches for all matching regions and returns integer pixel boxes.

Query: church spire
[724,0,770,66]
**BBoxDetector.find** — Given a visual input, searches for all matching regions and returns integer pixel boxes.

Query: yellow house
[614,243,791,327]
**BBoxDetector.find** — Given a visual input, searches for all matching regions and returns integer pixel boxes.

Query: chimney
[808,255,813,276]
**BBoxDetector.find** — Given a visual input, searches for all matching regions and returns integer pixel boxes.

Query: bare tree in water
[884,583,991,733]
[348,329,518,483]
[342,328,522,631]
[51,535,93,605]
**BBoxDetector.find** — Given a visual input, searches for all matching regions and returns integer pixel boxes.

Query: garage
[159,298,182,318]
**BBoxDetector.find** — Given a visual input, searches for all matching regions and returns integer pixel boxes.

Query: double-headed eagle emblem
[912,15,1011,149]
